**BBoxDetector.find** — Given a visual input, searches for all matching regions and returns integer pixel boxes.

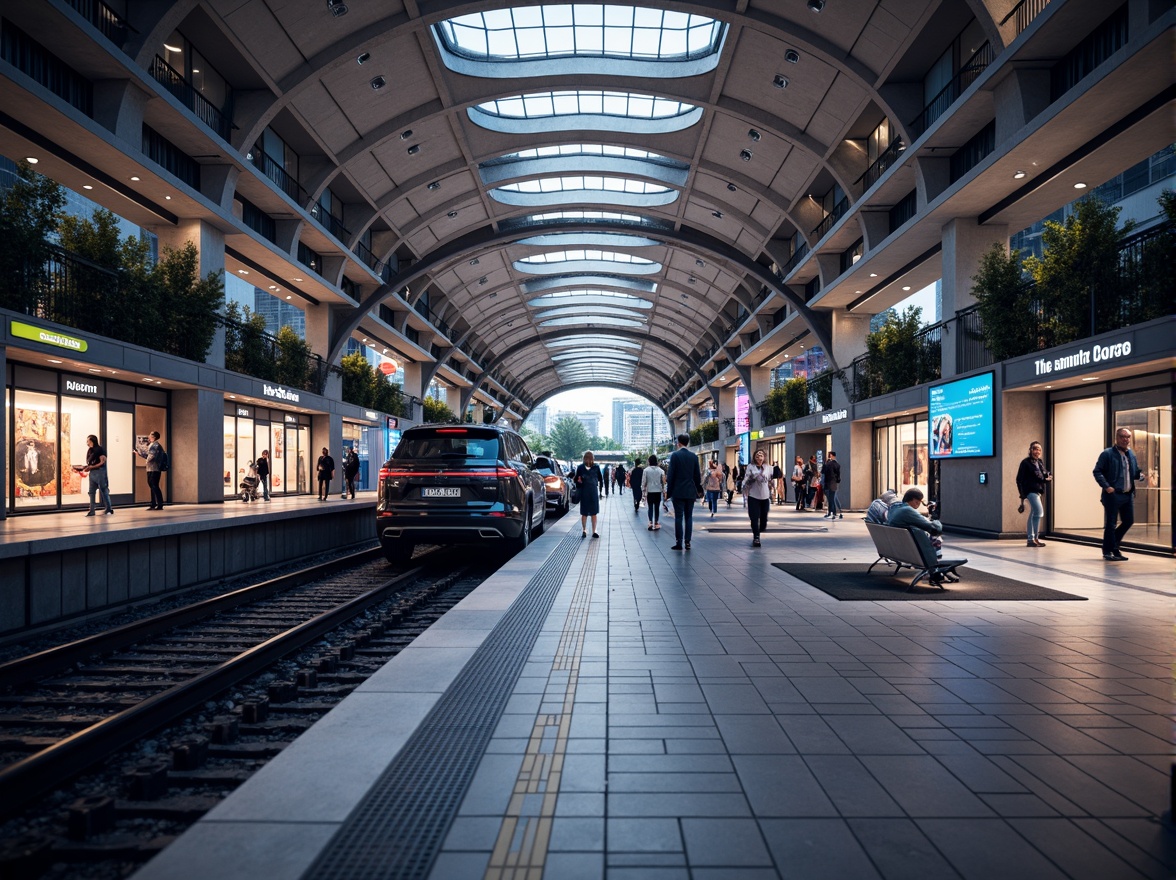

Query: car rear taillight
[495,467,518,479]
[543,475,562,487]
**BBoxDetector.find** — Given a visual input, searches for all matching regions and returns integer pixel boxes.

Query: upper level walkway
[134,491,1173,880]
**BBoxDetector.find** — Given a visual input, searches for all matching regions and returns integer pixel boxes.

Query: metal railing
[249,150,306,204]
[780,242,809,277]
[953,303,994,375]
[909,42,993,138]
[806,372,833,414]
[150,56,231,141]
[812,197,849,239]
[64,0,133,46]
[219,313,331,395]
[857,138,905,191]
[310,203,350,242]
[1001,0,1051,36]
[354,241,392,282]
[848,322,942,403]
[415,300,452,339]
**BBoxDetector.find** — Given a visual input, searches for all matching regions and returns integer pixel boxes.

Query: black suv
[376,424,546,563]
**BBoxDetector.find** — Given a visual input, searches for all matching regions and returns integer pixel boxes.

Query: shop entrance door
[106,403,135,506]
[1114,399,1172,551]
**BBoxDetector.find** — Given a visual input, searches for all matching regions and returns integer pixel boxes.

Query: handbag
[570,484,581,504]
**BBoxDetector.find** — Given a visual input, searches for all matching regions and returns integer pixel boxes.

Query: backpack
[157,448,170,472]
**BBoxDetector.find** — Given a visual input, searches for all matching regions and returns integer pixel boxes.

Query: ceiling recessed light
[740,149,753,162]
[1044,385,1051,389]
[164,195,171,200]
[808,0,825,10]
[1073,182,1087,189]
[447,210,458,218]
[88,368,101,373]
[785,49,801,64]
[238,269,249,275]
[1082,376,1099,381]
[902,285,911,291]
[48,358,62,364]
[726,183,737,192]
[370,75,386,90]
[469,258,479,265]
[489,292,497,298]
[82,184,93,190]
[25,157,38,164]
[773,74,788,89]
[407,145,419,155]
[712,210,723,219]
[400,129,413,140]
[748,129,761,142]
[357,52,370,64]
[427,181,440,191]
[286,295,292,300]
[869,273,877,277]
[327,0,348,17]
[269,284,277,290]
[695,259,705,267]
[293,277,303,282]
[130,176,140,181]
[479,277,488,285]
[1014,170,1026,179]
[163,43,182,53]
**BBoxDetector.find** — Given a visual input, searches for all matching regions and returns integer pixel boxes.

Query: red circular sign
[379,360,397,375]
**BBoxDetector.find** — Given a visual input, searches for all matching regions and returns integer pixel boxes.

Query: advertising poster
[15,408,60,498]
[735,387,750,435]
[928,373,994,458]
[135,434,150,466]
[272,424,284,460]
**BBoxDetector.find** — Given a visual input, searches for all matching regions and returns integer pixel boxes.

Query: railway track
[0,549,497,878]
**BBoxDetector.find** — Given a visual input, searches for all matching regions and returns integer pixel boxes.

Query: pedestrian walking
[630,459,645,514]
[615,463,626,497]
[1016,441,1051,547]
[722,462,734,506]
[575,451,604,538]
[805,455,820,510]
[257,450,272,501]
[821,451,843,519]
[666,433,703,550]
[743,448,771,546]
[316,447,335,501]
[602,464,611,497]
[771,461,784,504]
[642,454,666,530]
[791,456,806,511]
[1092,427,1143,561]
[344,447,360,499]
[83,434,113,516]
[704,459,723,517]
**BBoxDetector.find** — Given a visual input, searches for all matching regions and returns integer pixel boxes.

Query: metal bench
[865,522,968,591]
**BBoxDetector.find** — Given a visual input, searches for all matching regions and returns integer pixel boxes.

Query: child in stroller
[240,461,261,502]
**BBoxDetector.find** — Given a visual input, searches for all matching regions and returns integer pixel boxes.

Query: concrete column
[833,419,873,510]
[830,311,872,408]
[153,219,227,368]
[401,362,426,422]
[92,79,148,148]
[993,69,1052,146]
[0,345,5,520]
[312,413,344,497]
[744,366,771,430]
[716,385,736,441]
[940,217,1008,377]
[171,389,227,504]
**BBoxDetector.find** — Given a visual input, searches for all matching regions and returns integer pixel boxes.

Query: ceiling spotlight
[238,269,249,275]
[712,210,724,219]
[785,49,801,64]
[469,258,479,265]
[1073,182,1087,189]
[1013,170,1026,179]
[400,129,413,140]
[869,273,878,277]
[427,181,440,191]
[164,195,171,200]
[406,145,419,155]
[370,75,386,90]
[447,210,458,218]
[739,149,753,162]
[82,184,93,190]
[25,157,38,164]
[163,43,182,53]
[808,0,825,11]
[902,285,911,291]
[293,277,303,282]
[688,277,697,284]
[479,276,488,285]
[748,129,761,142]
[327,0,348,17]
[130,175,140,181]
[695,259,705,267]
[357,52,370,64]
[773,74,788,89]
[489,292,497,298]
[726,183,737,192]
[269,285,278,290]
[286,295,292,300]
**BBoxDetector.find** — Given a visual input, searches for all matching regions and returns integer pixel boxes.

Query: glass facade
[222,402,311,498]
[872,414,930,501]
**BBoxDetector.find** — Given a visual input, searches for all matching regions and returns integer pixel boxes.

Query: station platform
[0,493,377,638]
[134,495,1173,880]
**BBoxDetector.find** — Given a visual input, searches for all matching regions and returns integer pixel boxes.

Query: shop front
[222,401,311,498]
[6,362,168,513]
[342,411,386,492]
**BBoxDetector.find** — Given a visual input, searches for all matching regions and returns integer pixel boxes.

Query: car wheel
[509,503,531,554]
[382,539,414,565]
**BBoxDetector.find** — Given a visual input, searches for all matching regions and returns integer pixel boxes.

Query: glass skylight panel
[545,335,641,349]
[526,210,649,223]
[498,145,681,164]
[528,290,653,308]
[535,305,649,321]
[551,349,640,362]
[435,6,724,63]
[518,250,656,265]
[475,91,694,120]
[499,177,672,196]
[541,315,647,329]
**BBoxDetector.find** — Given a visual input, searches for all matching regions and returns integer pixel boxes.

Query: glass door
[105,403,135,505]
[1113,395,1172,551]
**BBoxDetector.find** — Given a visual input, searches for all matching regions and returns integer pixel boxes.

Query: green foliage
[224,302,275,380]
[861,306,938,396]
[547,416,592,460]
[763,378,810,423]
[0,162,65,315]
[1023,197,1132,346]
[422,395,457,423]
[971,242,1036,361]
[338,351,402,415]
[157,243,224,362]
[274,325,312,389]
[519,425,547,452]
[590,435,624,451]
[1133,190,1176,322]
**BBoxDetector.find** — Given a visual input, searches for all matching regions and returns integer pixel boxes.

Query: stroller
[240,462,261,503]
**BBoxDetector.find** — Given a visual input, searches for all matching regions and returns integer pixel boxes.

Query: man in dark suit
[666,433,703,550]
[1092,427,1143,561]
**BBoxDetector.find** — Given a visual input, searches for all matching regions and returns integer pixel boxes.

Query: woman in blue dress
[574,450,603,538]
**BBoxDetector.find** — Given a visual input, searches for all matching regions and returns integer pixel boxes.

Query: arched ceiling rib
[173,0,1007,417]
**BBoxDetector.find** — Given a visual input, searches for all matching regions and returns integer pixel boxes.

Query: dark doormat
[770,563,1088,601]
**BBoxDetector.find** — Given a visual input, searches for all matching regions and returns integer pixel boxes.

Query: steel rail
[0,562,432,820]
[0,546,389,689]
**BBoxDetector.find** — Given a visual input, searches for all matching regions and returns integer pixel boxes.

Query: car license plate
[422,487,461,498]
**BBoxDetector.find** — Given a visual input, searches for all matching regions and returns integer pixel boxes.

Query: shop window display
[873,415,929,501]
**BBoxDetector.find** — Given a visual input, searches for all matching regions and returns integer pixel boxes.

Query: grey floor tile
[733,755,839,817]
[1008,755,1152,817]
[607,793,751,817]
[606,817,683,853]
[426,852,491,880]
[713,714,796,754]
[544,851,604,880]
[681,818,772,867]
[803,755,905,817]
[550,817,605,851]
[442,815,503,851]
[860,755,994,818]
[607,772,742,793]
[847,818,964,880]
[759,818,883,880]
[917,818,1071,880]
[1010,818,1153,880]
[823,714,926,755]
[775,714,852,754]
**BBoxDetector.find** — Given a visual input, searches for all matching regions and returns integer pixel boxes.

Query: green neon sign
[10,321,88,352]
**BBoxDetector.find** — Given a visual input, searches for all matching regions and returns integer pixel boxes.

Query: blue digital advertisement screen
[928,372,995,459]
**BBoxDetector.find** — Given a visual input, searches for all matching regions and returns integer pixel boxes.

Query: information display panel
[928,372,995,459]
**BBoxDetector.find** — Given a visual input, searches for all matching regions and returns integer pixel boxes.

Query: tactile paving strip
[305,531,583,880]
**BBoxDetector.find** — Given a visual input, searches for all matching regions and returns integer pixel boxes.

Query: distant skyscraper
[527,404,549,437]
[552,410,602,437]
[613,399,672,449]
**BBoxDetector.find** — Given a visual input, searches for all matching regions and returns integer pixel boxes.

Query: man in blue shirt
[1092,427,1143,561]
[666,433,703,550]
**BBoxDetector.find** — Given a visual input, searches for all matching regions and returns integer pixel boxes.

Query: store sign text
[65,379,98,395]
[263,384,300,403]
[1035,340,1131,375]
[821,409,848,424]
[12,320,87,352]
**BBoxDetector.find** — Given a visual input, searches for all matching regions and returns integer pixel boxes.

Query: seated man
[887,488,944,557]
[865,489,898,524]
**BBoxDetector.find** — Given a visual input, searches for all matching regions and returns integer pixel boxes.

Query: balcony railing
[149,56,231,141]
[249,150,306,204]
[780,242,809,277]
[1001,0,1051,37]
[848,322,942,403]
[64,0,132,46]
[355,241,392,283]
[219,313,331,395]
[310,203,350,242]
[857,138,905,191]
[415,300,452,340]
[806,372,833,414]
[812,197,849,239]
[909,41,993,138]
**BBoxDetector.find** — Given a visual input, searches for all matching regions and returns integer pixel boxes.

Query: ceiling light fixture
[1073,182,1087,189]
[712,210,724,219]
[785,49,801,63]
[407,145,419,155]
[238,269,249,275]
[748,129,761,142]
[902,285,911,291]
[726,183,737,192]
[286,295,292,300]
[695,259,705,267]
[48,358,62,364]
[427,181,440,190]
[357,52,370,64]
[82,184,93,190]
[489,292,497,298]
[165,195,171,200]
[293,277,303,282]
[163,43,182,53]
[130,176,140,181]
[469,258,479,265]
[447,210,458,218]
[739,149,753,162]
[1013,170,1026,179]
[268,285,277,290]
[400,129,413,140]
[479,277,488,285]
[773,74,788,89]
[25,157,38,164]
[327,0,348,17]
[808,0,825,11]
[370,75,386,90]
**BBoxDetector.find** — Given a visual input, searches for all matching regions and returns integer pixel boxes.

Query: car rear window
[393,429,501,461]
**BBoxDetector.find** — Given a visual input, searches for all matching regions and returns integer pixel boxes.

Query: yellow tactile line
[484,534,598,880]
